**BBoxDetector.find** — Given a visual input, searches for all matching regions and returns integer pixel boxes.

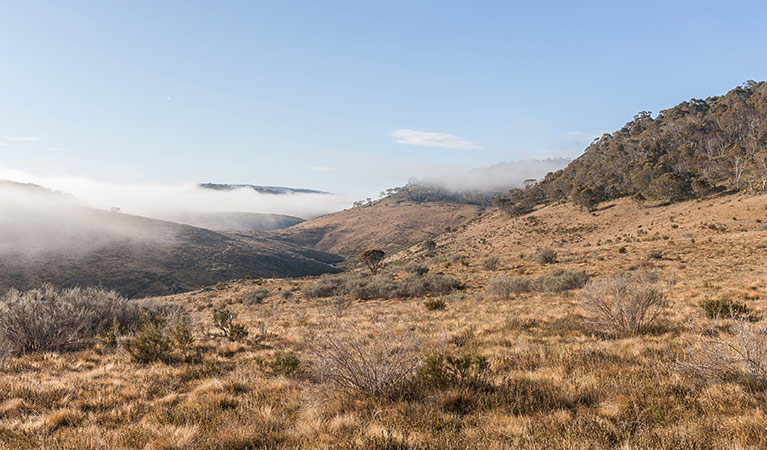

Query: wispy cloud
[4,137,42,142]
[311,166,335,172]
[391,129,482,150]
[49,147,74,153]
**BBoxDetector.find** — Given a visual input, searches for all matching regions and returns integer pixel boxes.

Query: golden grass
[1,194,767,448]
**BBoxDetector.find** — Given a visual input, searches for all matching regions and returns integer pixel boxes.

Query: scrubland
[2,194,767,449]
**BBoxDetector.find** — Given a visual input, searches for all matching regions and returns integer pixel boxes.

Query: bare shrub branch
[678,315,767,383]
[582,272,667,335]
[308,325,422,397]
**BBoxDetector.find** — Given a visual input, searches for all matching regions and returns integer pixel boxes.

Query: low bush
[212,305,249,342]
[482,256,500,271]
[538,270,589,292]
[700,299,754,320]
[123,315,175,363]
[534,248,557,265]
[424,298,447,311]
[486,276,532,299]
[418,352,489,390]
[302,272,459,300]
[678,316,767,383]
[582,272,667,335]
[404,263,430,276]
[257,350,301,376]
[309,325,421,397]
[242,288,270,305]
[0,285,142,355]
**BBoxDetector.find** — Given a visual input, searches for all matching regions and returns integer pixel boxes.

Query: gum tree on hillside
[359,249,385,274]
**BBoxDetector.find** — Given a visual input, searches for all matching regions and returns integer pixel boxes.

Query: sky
[1,0,766,202]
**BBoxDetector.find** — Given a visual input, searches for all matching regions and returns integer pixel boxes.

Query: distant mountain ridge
[199,183,330,195]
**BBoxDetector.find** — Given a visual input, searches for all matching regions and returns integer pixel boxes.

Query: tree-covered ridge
[495,81,767,215]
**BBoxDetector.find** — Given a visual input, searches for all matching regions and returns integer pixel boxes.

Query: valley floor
[2,194,767,449]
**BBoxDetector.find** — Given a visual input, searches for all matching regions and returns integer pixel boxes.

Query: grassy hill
[267,196,484,257]
[4,193,767,448]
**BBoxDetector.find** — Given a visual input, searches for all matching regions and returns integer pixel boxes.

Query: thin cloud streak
[391,129,482,150]
[4,137,42,142]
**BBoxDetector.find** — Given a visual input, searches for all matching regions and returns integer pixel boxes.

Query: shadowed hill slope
[0,181,341,297]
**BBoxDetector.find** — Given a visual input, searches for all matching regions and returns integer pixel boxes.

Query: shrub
[582,272,667,335]
[538,270,589,292]
[618,246,627,254]
[303,272,459,301]
[647,249,664,259]
[678,316,767,383]
[0,285,142,355]
[534,248,557,265]
[309,325,421,397]
[242,289,270,305]
[123,315,174,363]
[700,299,754,320]
[482,256,500,271]
[486,276,531,299]
[404,263,430,276]
[326,295,353,317]
[258,350,301,376]
[424,298,446,311]
[212,306,249,342]
[302,274,345,299]
[398,273,459,298]
[418,352,489,389]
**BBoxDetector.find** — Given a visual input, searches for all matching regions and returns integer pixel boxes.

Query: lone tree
[359,249,385,274]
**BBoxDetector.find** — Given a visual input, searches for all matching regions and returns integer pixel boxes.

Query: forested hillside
[495,81,767,215]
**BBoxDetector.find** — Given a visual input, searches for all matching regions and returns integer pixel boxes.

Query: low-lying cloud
[413,157,571,192]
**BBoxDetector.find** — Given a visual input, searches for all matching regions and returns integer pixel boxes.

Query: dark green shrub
[418,352,489,389]
[258,350,301,376]
[424,298,447,311]
[123,315,174,363]
[700,299,754,319]
[647,249,663,259]
[212,305,249,342]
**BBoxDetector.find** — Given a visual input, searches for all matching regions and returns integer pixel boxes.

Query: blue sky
[1,0,766,198]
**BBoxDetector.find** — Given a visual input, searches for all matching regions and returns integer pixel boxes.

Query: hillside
[7,193,767,448]
[267,196,484,257]
[496,81,767,215]
[0,181,340,297]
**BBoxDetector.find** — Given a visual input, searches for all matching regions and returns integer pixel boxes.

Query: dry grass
[2,193,767,448]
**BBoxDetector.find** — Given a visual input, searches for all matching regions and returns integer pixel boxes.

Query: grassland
[1,193,767,449]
